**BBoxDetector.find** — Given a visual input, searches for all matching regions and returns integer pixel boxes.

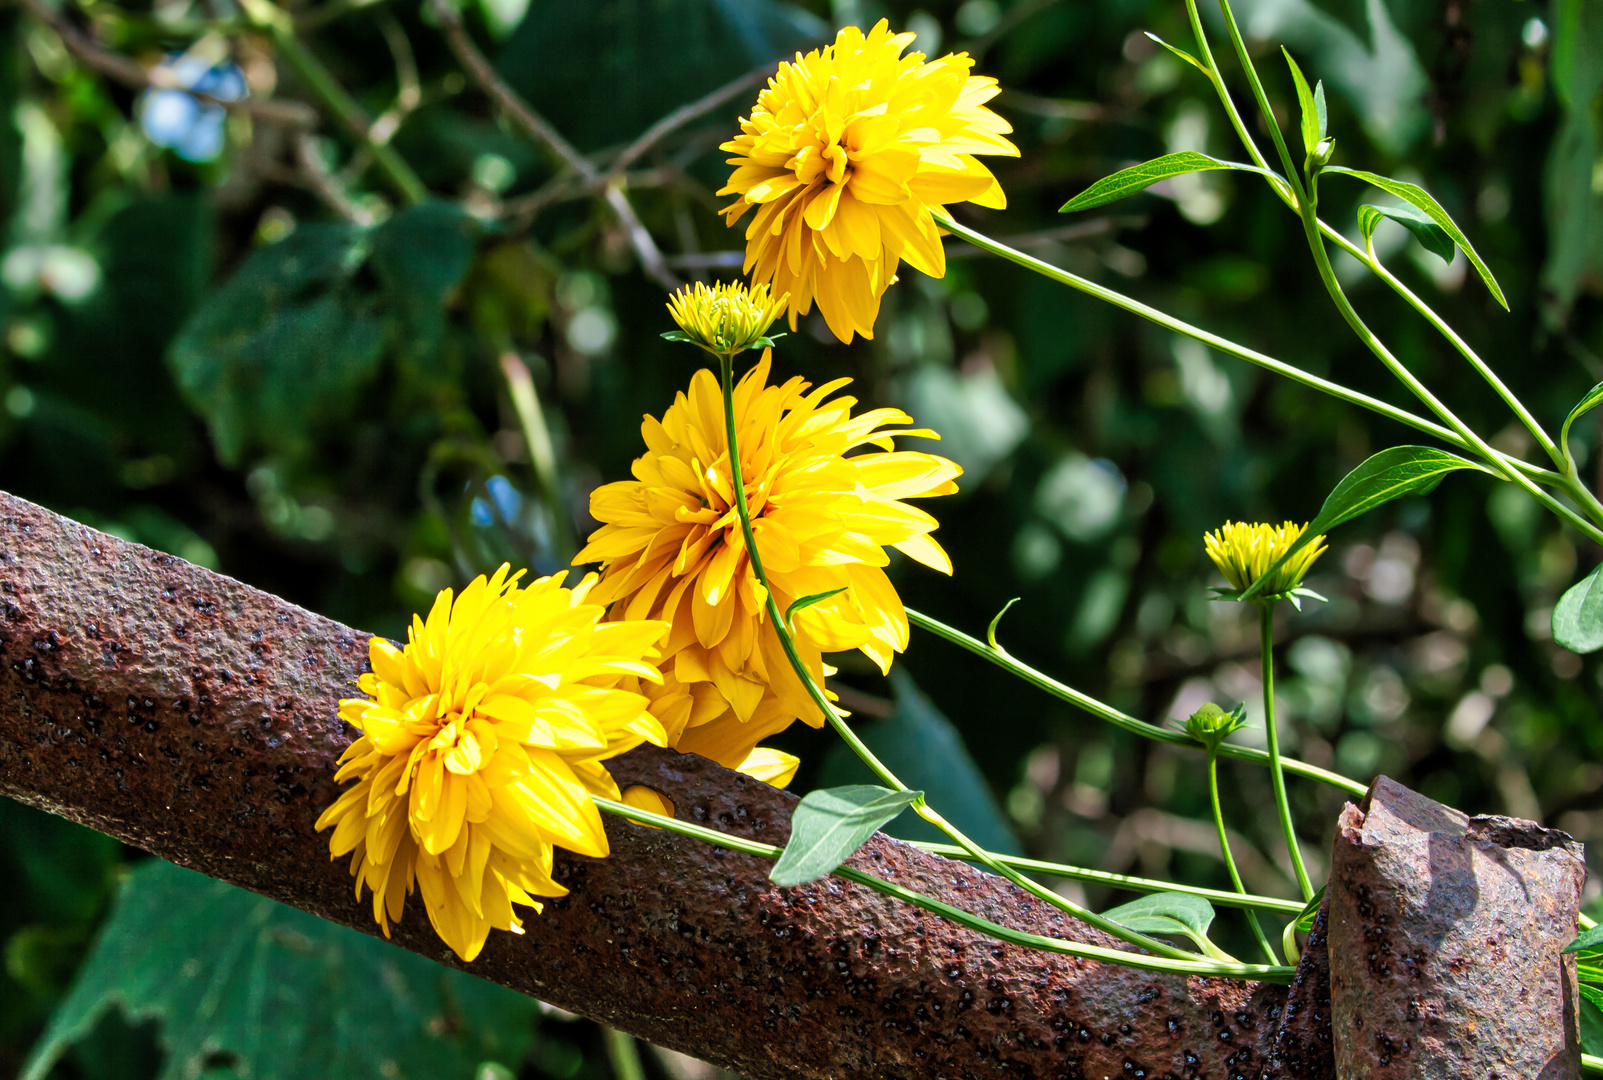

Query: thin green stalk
[712,354,1213,965]
[1186,0,1569,480]
[906,606,1369,797]
[602,1029,645,1080]
[1209,754,1281,963]
[238,0,426,204]
[593,796,1294,983]
[911,842,1305,914]
[1207,0,1603,547]
[1585,1053,1603,1075]
[1259,603,1313,901]
[931,211,1557,489]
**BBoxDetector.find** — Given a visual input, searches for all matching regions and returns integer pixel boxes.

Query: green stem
[1209,754,1281,964]
[1585,1053,1603,1075]
[239,0,426,204]
[602,1028,645,1080]
[712,355,1210,965]
[1259,603,1313,901]
[1211,0,1305,204]
[932,211,1557,489]
[911,841,1305,913]
[593,796,1293,982]
[906,606,1369,797]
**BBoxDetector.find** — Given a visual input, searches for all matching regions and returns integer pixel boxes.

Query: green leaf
[22,860,540,1080]
[1102,892,1218,953]
[1581,988,1603,1056]
[819,669,1021,855]
[1241,446,1489,601]
[785,587,848,630]
[769,785,922,887]
[1560,381,1603,470]
[369,202,481,361]
[1281,48,1326,162]
[1293,884,1327,934]
[1357,203,1457,264]
[1554,564,1603,654]
[1059,152,1268,213]
[1325,166,1508,309]
[1566,923,1603,955]
[1142,31,1208,74]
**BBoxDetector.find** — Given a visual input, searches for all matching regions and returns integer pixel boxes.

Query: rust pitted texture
[1327,776,1585,1079]
[1267,896,1334,1080]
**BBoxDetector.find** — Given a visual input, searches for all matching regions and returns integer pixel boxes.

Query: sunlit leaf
[1242,447,1489,601]
[1282,48,1326,161]
[769,785,921,887]
[1554,564,1603,654]
[1059,152,1269,213]
[1325,166,1508,309]
[1103,892,1218,953]
[1143,31,1208,74]
[1560,381,1603,470]
[785,587,848,630]
[1569,923,1603,955]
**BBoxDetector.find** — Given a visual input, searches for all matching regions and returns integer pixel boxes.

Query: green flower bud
[1185,702,1248,753]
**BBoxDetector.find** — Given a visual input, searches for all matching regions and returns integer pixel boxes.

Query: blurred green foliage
[3,0,1603,1074]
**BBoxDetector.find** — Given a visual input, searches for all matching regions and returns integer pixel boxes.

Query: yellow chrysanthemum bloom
[1204,521,1328,601]
[718,19,1018,344]
[665,280,787,357]
[315,565,669,962]
[574,350,960,767]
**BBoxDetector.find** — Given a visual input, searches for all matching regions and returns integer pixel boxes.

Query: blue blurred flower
[138,54,247,163]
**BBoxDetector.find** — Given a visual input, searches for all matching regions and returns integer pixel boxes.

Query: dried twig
[425,0,679,290]
[602,63,772,182]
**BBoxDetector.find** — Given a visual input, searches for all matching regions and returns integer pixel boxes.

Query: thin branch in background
[368,9,421,146]
[14,0,318,129]
[424,0,679,290]
[603,63,773,182]
[960,0,1063,61]
[294,131,373,223]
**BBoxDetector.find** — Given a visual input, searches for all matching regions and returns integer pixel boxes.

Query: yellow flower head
[1203,521,1327,601]
[573,350,961,767]
[315,565,669,961]
[718,20,1018,344]
[664,280,787,357]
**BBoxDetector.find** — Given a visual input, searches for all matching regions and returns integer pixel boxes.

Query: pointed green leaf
[1554,564,1603,654]
[1143,31,1209,74]
[1241,446,1490,601]
[1059,153,1269,213]
[1282,48,1321,163]
[1293,884,1327,933]
[769,785,922,887]
[21,860,539,1080]
[1103,892,1218,953]
[1560,380,1603,470]
[1566,924,1603,955]
[1325,166,1508,309]
[785,587,849,630]
[1313,81,1328,141]
[1358,203,1457,263]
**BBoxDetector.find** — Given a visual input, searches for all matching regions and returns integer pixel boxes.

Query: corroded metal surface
[1327,776,1584,1079]
[0,489,1309,1078]
[1267,897,1334,1080]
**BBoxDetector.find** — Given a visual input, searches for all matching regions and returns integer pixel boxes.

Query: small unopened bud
[663,281,787,358]
[1185,702,1248,752]
[1310,136,1336,172]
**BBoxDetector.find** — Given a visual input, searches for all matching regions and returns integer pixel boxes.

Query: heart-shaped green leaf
[769,785,922,887]
[1102,892,1217,953]
[1241,446,1489,601]
[1554,564,1603,654]
[1059,152,1269,213]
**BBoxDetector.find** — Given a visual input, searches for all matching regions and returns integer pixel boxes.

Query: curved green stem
[593,797,1294,982]
[1585,1052,1603,1074]
[713,355,1214,966]
[1258,603,1313,901]
[932,211,1557,488]
[909,842,1304,913]
[906,606,1369,797]
[1209,753,1282,964]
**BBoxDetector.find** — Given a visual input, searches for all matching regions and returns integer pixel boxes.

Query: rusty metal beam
[0,489,1581,1078]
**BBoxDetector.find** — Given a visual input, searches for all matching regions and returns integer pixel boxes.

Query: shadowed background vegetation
[3,0,1603,1076]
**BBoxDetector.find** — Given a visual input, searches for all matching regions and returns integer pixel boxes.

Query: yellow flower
[1203,521,1327,601]
[574,350,960,767]
[718,19,1018,344]
[315,565,669,961]
[665,280,787,357]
